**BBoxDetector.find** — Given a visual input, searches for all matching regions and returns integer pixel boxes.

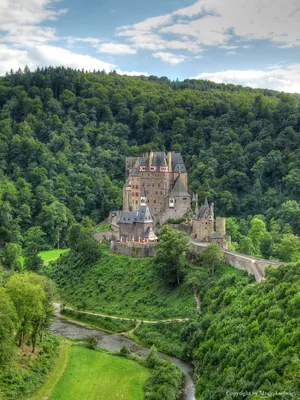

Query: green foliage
[61,309,136,333]
[0,334,59,400]
[1,66,300,256]
[153,225,190,285]
[94,223,111,232]
[3,243,22,270]
[201,243,224,274]
[0,287,17,366]
[193,263,300,398]
[67,223,101,265]
[45,247,194,319]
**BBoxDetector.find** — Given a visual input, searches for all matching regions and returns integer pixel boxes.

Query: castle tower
[192,196,214,241]
[216,217,226,235]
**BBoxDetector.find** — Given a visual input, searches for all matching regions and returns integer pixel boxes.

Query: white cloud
[98,43,137,55]
[0,0,67,46]
[117,0,300,56]
[28,45,115,71]
[0,0,148,76]
[192,64,300,93]
[153,52,186,65]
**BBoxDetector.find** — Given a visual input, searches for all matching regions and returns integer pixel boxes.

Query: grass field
[50,346,150,400]
[30,342,70,400]
[39,249,69,263]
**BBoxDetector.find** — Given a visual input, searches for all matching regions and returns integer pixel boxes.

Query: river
[49,315,196,400]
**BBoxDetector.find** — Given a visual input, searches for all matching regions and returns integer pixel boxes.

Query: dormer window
[160,166,168,172]
[140,166,146,172]
[169,198,175,208]
[150,166,156,172]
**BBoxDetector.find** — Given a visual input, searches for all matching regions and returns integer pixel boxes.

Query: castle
[117,151,229,249]
[123,152,191,225]
[192,196,231,249]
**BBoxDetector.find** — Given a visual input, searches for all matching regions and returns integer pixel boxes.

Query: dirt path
[54,303,189,326]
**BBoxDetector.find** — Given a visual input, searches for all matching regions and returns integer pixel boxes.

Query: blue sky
[1,0,300,92]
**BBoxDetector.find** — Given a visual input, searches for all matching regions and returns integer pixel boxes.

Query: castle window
[183,198,187,200]
[156,191,158,195]
[154,200,156,203]
[158,183,160,188]
[160,191,162,195]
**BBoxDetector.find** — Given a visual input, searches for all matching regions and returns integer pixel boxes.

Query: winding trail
[54,303,190,326]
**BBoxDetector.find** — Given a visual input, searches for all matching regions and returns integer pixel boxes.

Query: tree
[39,201,73,249]
[273,234,300,262]
[0,287,17,366]
[248,217,267,253]
[4,243,22,270]
[201,244,224,275]
[184,269,211,313]
[153,226,190,285]
[6,273,46,351]
[23,226,46,271]
[68,223,101,265]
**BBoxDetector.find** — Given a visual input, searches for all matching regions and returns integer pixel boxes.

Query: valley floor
[31,343,150,400]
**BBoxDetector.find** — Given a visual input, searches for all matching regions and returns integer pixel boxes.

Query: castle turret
[216,217,226,235]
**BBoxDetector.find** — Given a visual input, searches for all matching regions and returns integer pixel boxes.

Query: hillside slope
[46,248,196,319]
[1,67,300,251]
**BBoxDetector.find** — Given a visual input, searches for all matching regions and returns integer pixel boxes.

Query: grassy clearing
[94,223,111,232]
[51,346,150,400]
[39,249,69,263]
[29,341,70,400]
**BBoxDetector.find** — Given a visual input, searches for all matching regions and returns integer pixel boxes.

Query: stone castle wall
[190,241,283,282]
[110,241,156,258]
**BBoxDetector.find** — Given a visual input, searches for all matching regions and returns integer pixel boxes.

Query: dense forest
[1,67,300,260]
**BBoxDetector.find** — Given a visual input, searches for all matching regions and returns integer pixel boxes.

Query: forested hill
[1,67,300,250]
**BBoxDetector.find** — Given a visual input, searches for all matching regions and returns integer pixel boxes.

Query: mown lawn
[39,249,69,263]
[51,346,150,400]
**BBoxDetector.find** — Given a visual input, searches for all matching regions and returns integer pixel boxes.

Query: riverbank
[49,314,196,400]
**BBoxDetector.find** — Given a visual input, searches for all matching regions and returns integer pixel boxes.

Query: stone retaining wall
[110,241,156,258]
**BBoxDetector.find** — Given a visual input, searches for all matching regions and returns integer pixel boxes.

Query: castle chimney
[167,151,172,172]
[149,151,153,169]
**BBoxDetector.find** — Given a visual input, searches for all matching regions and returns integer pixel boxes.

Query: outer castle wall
[110,241,156,258]
[190,242,283,282]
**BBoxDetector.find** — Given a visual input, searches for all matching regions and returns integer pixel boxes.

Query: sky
[1,0,300,93]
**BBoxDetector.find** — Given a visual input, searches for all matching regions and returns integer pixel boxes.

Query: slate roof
[141,186,147,198]
[169,176,191,198]
[119,211,138,224]
[197,205,209,218]
[197,197,213,219]
[152,152,167,167]
[119,204,153,224]
[210,232,225,239]
[136,204,153,222]
[172,152,187,173]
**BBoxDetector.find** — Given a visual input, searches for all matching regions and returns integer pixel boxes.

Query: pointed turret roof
[197,196,211,219]
[172,152,187,173]
[204,196,209,207]
[136,204,153,223]
[169,176,191,198]
[141,186,147,198]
